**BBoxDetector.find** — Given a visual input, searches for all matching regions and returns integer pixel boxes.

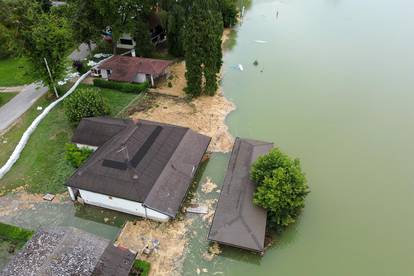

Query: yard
[0,58,36,87]
[0,84,141,194]
[0,93,17,108]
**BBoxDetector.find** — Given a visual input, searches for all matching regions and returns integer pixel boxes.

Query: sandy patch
[115,218,193,276]
[150,61,187,98]
[0,186,69,217]
[131,93,235,153]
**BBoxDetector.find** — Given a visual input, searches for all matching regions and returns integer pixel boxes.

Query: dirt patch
[131,93,235,153]
[115,218,193,276]
[150,62,187,98]
[0,186,69,217]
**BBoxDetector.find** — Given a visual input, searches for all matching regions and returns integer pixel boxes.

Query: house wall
[76,189,170,222]
[133,73,147,83]
[76,143,98,151]
[101,70,108,79]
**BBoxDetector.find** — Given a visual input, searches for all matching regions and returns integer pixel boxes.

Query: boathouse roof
[208,138,273,252]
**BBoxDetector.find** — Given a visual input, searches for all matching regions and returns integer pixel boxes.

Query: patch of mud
[115,218,193,276]
[202,242,222,262]
[0,186,69,217]
[150,62,187,98]
[131,93,235,153]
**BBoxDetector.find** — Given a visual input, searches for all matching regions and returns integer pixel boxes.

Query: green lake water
[184,0,414,275]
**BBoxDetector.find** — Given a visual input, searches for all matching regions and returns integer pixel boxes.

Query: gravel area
[1,227,109,276]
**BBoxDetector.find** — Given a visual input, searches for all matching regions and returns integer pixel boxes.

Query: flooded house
[66,118,211,222]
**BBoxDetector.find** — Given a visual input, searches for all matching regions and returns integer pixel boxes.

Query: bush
[65,143,93,168]
[251,148,309,228]
[93,79,149,94]
[130,260,151,276]
[64,88,110,124]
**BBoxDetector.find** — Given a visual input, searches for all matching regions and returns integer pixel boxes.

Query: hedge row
[93,78,149,93]
[131,259,151,276]
[0,222,34,246]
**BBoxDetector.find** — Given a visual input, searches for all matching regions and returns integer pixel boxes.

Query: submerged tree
[251,148,310,228]
[183,0,223,97]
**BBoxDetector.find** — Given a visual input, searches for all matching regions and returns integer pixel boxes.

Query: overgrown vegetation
[130,259,151,276]
[251,148,310,228]
[93,79,149,94]
[64,88,110,124]
[0,222,33,246]
[65,144,93,168]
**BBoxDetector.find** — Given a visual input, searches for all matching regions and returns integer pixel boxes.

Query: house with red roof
[93,55,173,87]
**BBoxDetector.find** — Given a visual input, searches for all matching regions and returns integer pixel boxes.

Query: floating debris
[253,60,259,66]
[186,204,208,214]
[255,40,268,43]
[201,177,217,193]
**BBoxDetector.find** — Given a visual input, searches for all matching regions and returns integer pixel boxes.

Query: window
[120,38,133,45]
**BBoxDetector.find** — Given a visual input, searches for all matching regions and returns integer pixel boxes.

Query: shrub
[93,79,149,93]
[65,143,93,168]
[72,60,91,75]
[251,148,309,228]
[130,260,151,276]
[64,88,110,124]
[167,81,172,88]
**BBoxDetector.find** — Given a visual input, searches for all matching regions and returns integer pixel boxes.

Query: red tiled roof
[99,55,173,82]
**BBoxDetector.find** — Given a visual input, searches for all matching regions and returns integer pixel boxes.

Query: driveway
[0,83,48,134]
[69,43,96,61]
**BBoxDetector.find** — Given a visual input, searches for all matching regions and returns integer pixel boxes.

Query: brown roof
[66,119,211,218]
[208,138,273,252]
[99,55,173,82]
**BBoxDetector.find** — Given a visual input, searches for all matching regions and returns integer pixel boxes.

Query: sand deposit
[115,218,193,276]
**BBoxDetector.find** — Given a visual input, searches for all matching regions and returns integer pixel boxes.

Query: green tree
[134,18,154,57]
[183,0,223,97]
[251,148,310,228]
[167,4,185,57]
[23,13,73,96]
[219,0,238,28]
[64,88,110,124]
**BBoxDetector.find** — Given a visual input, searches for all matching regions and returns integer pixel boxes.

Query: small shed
[208,138,273,252]
[91,244,136,276]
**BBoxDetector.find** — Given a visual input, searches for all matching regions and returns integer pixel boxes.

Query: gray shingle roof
[67,119,211,218]
[208,138,273,252]
[72,117,134,147]
[91,244,136,276]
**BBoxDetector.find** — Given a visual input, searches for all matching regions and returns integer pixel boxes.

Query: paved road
[69,43,96,61]
[0,83,48,134]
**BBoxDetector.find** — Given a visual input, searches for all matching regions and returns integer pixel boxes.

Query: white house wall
[133,73,147,83]
[77,189,170,222]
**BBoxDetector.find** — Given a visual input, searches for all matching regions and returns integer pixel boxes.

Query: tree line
[0,0,240,97]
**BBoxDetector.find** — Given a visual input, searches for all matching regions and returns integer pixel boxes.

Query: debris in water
[196,268,201,275]
[186,204,208,214]
[202,268,208,273]
[238,64,244,71]
[255,40,268,43]
[253,60,259,66]
[42,193,55,201]
[201,177,217,193]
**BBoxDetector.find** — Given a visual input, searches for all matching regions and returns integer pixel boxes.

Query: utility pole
[43,57,59,98]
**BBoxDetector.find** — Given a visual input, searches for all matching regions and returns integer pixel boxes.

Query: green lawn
[0,58,36,87]
[0,92,17,108]
[0,84,140,194]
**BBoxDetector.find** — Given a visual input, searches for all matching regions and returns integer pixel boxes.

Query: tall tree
[184,0,223,97]
[134,18,154,57]
[167,4,185,57]
[23,14,73,96]
[219,0,238,28]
